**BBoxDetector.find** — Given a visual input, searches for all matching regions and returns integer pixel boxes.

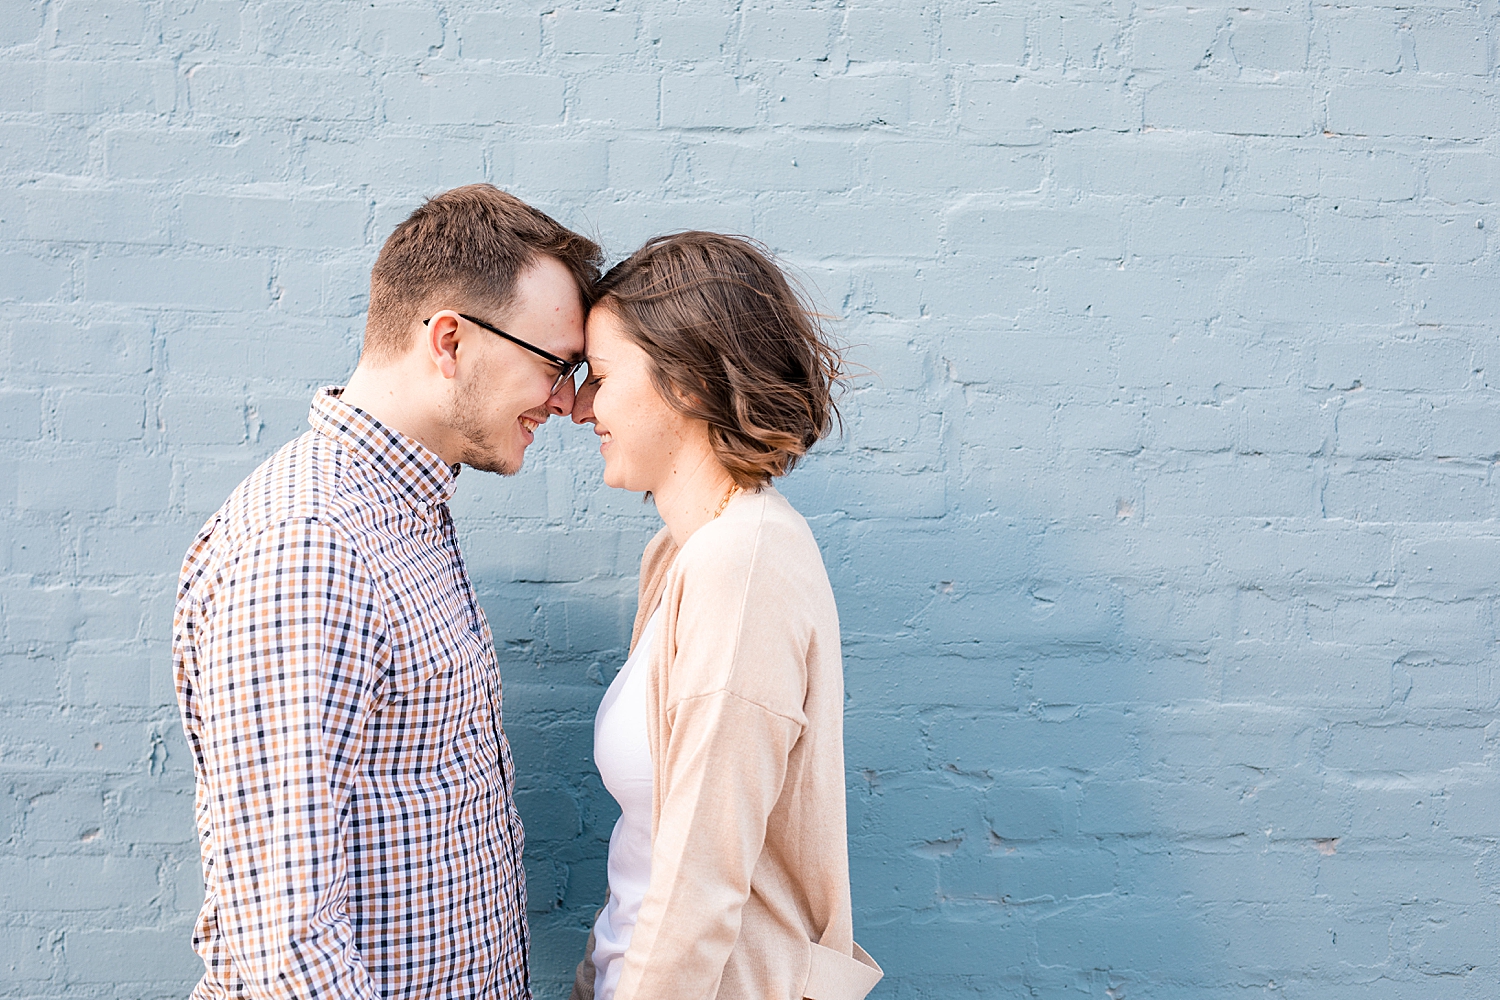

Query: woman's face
[572,306,704,493]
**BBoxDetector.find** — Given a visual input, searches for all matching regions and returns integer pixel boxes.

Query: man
[171,184,601,999]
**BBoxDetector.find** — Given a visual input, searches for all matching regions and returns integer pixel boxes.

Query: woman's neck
[650,448,739,548]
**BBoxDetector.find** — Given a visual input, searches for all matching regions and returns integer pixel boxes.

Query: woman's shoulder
[677,487,820,573]
[669,488,833,621]
[666,488,837,710]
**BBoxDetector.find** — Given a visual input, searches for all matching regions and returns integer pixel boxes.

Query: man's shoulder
[220,429,338,533]
[192,429,384,573]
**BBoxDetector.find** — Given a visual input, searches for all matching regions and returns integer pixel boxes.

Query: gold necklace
[713,483,741,519]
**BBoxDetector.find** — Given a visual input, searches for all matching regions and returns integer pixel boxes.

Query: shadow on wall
[830,504,1387,996]
[838,478,1384,996]
[819,489,1230,998]
[783,435,1480,996]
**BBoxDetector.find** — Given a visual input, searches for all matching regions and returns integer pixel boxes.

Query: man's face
[443,257,585,475]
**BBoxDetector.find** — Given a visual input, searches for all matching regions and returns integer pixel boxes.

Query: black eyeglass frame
[423,312,586,395]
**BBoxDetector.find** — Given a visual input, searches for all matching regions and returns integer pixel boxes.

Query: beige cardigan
[572,488,881,1000]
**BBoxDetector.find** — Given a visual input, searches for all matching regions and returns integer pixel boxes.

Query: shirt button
[416,501,428,515]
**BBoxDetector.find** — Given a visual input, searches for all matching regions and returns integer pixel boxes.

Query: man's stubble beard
[446,356,520,477]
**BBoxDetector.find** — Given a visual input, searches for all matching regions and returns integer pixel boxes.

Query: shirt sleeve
[614,528,810,1000]
[195,517,386,999]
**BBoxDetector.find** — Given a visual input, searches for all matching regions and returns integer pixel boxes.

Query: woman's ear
[673,375,715,412]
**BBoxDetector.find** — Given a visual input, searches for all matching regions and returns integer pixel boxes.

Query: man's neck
[340,360,456,466]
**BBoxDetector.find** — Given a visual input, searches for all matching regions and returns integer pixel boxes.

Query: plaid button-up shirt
[173,387,529,1000]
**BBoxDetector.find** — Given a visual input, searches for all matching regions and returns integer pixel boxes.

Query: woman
[568,232,881,1000]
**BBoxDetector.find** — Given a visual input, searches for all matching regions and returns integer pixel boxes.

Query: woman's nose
[571,380,598,423]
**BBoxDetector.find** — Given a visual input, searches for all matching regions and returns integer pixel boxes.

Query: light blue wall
[2,1,1498,996]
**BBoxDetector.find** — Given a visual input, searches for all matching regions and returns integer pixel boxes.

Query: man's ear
[424,311,462,380]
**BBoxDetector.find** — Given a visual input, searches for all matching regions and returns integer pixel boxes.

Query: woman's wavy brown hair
[594,232,844,489]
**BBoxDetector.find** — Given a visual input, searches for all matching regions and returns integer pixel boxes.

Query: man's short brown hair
[364,184,603,360]
[594,232,844,489]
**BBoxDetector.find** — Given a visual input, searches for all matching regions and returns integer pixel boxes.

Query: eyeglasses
[424,312,587,395]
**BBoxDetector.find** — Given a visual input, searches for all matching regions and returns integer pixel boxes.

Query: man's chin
[456,438,522,476]
[468,452,521,476]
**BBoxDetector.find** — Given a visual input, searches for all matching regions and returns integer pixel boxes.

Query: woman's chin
[602,466,654,497]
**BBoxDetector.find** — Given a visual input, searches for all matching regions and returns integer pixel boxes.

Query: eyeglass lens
[553,360,589,395]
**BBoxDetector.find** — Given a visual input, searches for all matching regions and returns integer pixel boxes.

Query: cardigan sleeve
[613,513,814,1000]
[616,691,801,1000]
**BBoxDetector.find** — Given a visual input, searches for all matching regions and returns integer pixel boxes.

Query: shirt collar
[308,386,458,508]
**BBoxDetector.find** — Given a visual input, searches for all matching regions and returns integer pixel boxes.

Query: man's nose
[547,378,576,416]
[571,380,596,424]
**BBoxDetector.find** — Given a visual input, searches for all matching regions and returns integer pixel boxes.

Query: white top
[591,605,661,1000]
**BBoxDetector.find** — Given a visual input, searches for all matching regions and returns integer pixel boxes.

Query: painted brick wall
[2,1,1498,997]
